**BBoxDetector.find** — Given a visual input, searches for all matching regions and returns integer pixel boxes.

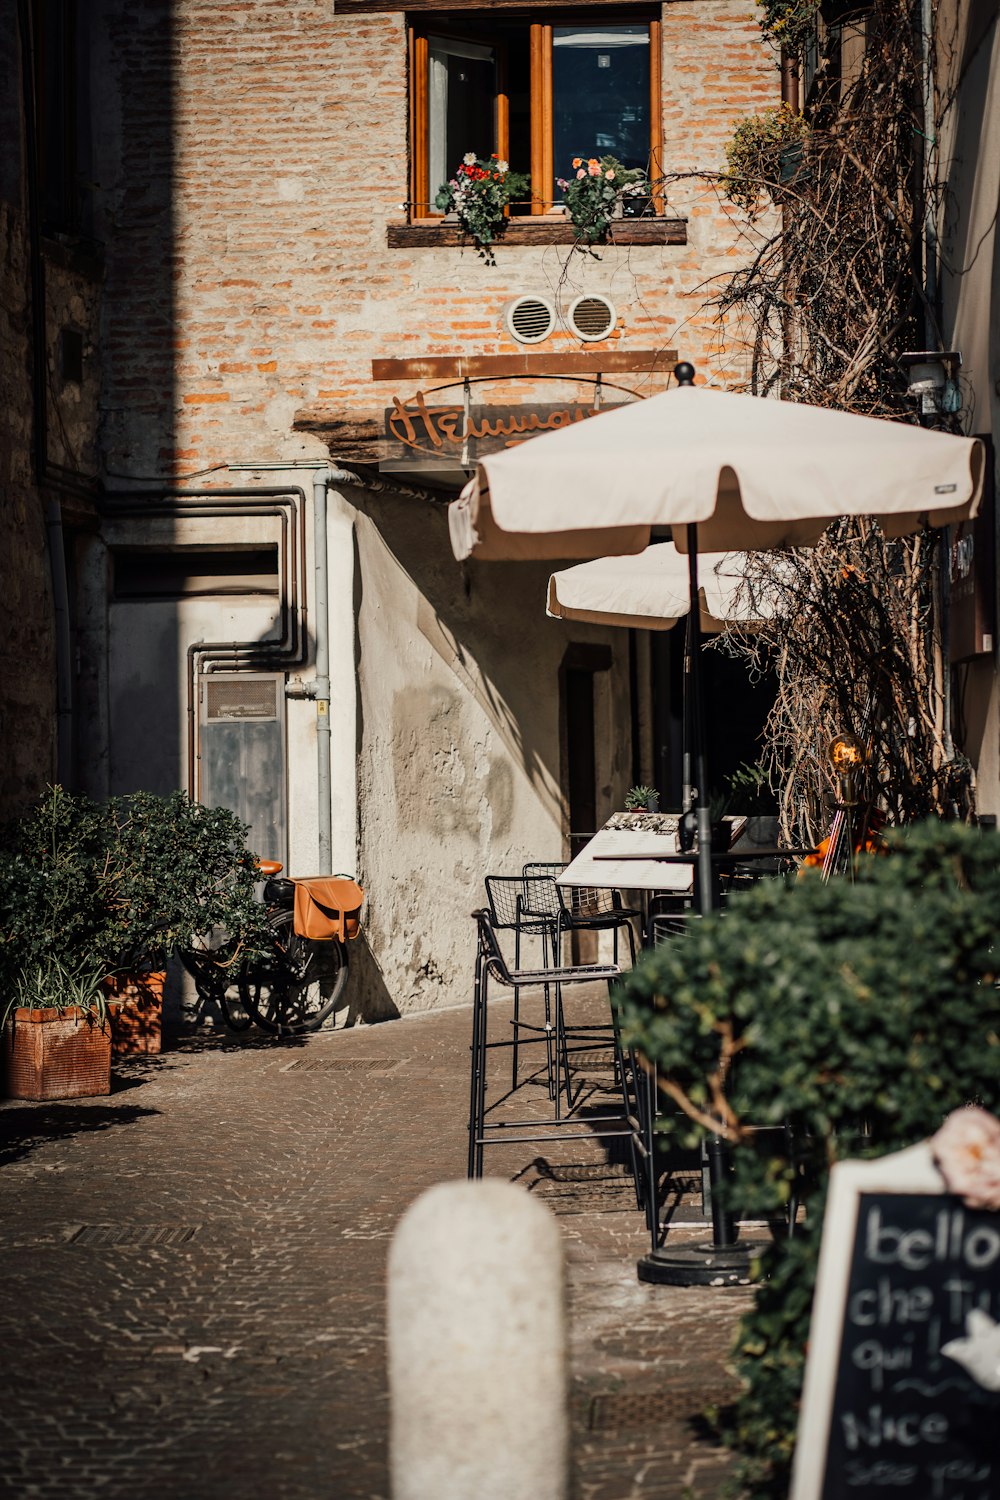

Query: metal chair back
[484,874,555,938]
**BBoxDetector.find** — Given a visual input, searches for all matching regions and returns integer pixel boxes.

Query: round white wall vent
[567,294,617,342]
[505,295,556,344]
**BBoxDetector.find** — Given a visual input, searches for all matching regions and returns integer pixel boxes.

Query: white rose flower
[932,1106,1000,1210]
[463,152,477,166]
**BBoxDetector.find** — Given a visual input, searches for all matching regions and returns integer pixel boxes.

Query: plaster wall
[349,488,634,1015]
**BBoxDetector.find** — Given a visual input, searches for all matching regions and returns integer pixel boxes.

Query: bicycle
[179,860,364,1037]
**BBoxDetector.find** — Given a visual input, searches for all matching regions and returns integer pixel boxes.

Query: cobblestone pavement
[0,990,755,1500]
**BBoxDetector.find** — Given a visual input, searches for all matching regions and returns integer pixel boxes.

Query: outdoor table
[556,812,749,899]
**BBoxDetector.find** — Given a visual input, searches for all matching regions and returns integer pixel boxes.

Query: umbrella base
[636,1238,767,1287]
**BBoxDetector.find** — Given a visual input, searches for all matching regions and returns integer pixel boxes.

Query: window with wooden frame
[409,13,663,219]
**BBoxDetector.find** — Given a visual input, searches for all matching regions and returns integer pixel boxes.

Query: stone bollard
[387,1179,568,1500]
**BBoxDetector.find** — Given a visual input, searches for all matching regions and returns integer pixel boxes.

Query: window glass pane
[552,25,649,199]
[428,36,497,202]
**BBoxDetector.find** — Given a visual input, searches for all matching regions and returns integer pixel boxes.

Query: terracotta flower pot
[2,1006,112,1100]
[105,971,165,1056]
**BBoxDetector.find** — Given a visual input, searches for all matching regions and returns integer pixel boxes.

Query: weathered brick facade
[94,1,777,476]
[0,3,103,820]
[4,0,780,1015]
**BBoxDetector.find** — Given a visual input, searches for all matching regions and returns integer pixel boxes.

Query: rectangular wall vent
[205,677,278,722]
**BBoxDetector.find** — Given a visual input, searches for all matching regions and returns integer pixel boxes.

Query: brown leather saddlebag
[292,877,364,942]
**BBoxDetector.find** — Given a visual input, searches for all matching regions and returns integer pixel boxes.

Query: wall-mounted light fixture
[899,349,963,419]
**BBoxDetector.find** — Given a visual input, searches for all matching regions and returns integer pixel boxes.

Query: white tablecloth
[555,814,747,892]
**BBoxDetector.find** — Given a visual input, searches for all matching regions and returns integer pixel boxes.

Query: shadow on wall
[341,930,401,1026]
[352,487,566,823]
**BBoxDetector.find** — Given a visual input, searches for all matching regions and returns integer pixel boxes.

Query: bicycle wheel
[179,939,254,1032]
[239,908,349,1035]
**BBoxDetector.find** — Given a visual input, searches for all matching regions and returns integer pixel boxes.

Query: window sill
[387,217,688,251]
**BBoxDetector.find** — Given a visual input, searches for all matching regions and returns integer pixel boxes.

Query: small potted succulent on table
[625,785,661,814]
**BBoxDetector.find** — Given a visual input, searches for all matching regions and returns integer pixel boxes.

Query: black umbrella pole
[685,528,716,918]
[690,526,735,1249]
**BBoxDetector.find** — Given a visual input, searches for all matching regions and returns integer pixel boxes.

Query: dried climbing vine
[712,0,972,838]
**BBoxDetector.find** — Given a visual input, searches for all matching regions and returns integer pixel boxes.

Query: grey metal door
[199,672,286,865]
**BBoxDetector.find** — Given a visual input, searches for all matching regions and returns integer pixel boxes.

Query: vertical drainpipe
[312,470,333,873]
[21,0,74,785]
[45,501,74,779]
[920,0,955,763]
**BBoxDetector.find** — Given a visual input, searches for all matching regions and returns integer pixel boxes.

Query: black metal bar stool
[467,907,639,1184]
[484,874,560,1092]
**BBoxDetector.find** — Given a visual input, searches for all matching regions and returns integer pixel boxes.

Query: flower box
[105,971,165,1056]
[2,1006,112,1100]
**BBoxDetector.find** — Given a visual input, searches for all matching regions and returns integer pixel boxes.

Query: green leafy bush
[0,786,271,993]
[615,821,1000,1497]
[0,786,119,989]
[104,790,269,969]
[724,105,810,218]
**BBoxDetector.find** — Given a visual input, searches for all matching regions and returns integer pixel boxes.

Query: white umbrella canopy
[451,366,986,925]
[546,542,776,633]
[449,382,985,562]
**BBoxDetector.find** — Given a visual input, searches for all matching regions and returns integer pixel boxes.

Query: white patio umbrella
[449,372,984,563]
[453,363,985,1281]
[450,364,985,916]
[546,541,773,633]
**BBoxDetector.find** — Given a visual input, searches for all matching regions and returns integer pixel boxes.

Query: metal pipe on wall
[312,471,333,874]
[101,486,308,802]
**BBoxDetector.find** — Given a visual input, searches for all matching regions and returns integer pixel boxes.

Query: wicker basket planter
[2,1006,112,1100]
[105,971,165,1056]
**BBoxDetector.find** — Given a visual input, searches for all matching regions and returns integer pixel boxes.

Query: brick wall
[88,0,780,1014]
[95,0,779,475]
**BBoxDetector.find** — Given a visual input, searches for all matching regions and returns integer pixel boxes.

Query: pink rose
[576,169,586,180]
[932,1107,1000,1210]
[588,163,601,177]
[605,169,615,181]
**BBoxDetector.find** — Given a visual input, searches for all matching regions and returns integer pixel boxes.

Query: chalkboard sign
[791,1142,1000,1500]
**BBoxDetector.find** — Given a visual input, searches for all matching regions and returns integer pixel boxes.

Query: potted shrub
[2,955,112,1100]
[102,791,271,1051]
[435,153,531,265]
[0,786,270,1061]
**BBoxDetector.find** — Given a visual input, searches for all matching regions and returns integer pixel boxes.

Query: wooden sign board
[381,392,624,467]
[791,1142,1000,1499]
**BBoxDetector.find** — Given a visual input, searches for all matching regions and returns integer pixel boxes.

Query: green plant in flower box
[614,820,1000,1498]
[435,153,531,265]
[558,154,650,247]
[724,104,810,219]
[2,954,110,1027]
